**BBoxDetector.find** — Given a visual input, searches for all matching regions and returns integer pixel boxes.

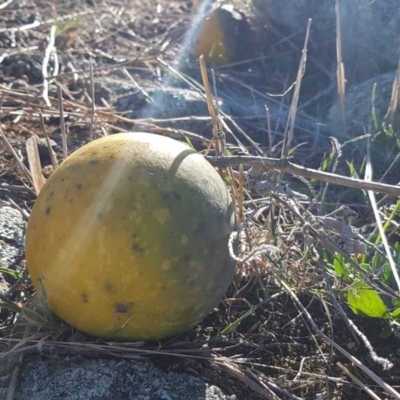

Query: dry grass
[1,1,400,399]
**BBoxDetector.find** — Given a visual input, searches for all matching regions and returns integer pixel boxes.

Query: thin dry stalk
[207,155,400,197]
[280,18,311,159]
[42,25,57,107]
[199,55,221,156]
[212,358,281,400]
[56,84,68,159]
[122,67,153,103]
[335,0,346,135]
[337,362,381,400]
[0,128,33,186]
[89,60,95,142]
[211,69,225,155]
[387,56,400,122]
[1,337,213,361]
[0,0,14,10]
[40,114,58,169]
[5,352,23,400]
[365,140,400,291]
[157,57,260,154]
[378,152,400,184]
[242,365,304,400]
[237,164,245,224]
[3,196,30,220]
[25,136,46,195]
[0,9,98,34]
[5,327,34,400]
[272,273,400,399]
[265,105,272,153]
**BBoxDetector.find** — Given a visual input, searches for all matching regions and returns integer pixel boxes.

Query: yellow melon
[194,4,254,65]
[25,132,236,341]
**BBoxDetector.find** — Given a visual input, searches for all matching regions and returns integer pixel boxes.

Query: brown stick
[206,156,400,197]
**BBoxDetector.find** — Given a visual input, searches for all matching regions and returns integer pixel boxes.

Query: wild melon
[25,132,236,341]
[194,4,254,65]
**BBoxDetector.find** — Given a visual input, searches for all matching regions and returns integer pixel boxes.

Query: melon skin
[25,132,236,341]
[194,5,254,65]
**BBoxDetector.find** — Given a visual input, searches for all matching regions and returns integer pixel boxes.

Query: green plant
[52,13,82,37]
[330,248,400,338]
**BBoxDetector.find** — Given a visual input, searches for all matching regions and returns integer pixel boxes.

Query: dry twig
[207,155,400,197]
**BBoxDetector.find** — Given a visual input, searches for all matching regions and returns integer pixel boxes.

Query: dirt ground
[1,1,400,399]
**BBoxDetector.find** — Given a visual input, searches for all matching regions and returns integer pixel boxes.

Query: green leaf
[358,262,371,272]
[371,252,385,270]
[391,307,400,321]
[333,254,351,281]
[184,136,195,149]
[321,249,334,264]
[346,161,360,179]
[0,267,23,279]
[218,299,266,336]
[371,83,379,131]
[369,252,394,287]
[288,142,306,157]
[319,153,331,172]
[347,282,390,319]
[392,299,400,309]
[379,321,393,339]
[394,242,400,262]
[0,302,23,314]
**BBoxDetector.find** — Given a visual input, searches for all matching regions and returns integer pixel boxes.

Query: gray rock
[0,206,26,247]
[94,77,326,146]
[0,355,236,400]
[253,0,400,84]
[328,71,399,140]
[94,78,216,135]
[0,205,26,281]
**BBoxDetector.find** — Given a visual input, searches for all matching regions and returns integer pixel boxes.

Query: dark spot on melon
[183,254,191,263]
[196,221,206,235]
[81,293,89,303]
[207,240,216,254]
[97,213,104,220]
[115,303,133,314]
[76,183,83,190]
[67,165,80,172]
[132,243,144,253]
[161,191,181,202]
[89,159,98,165]
[104,282,116,292]
[132,233,139,239]
[161,192,169,201]
[187,280,196,288]
[172,191,182,201]
[45,206,51,215]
